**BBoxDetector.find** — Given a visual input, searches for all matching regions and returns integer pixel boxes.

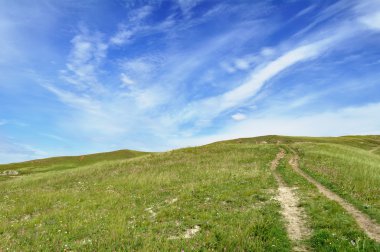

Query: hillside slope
[0,149,148,181]
[0,136,379,251]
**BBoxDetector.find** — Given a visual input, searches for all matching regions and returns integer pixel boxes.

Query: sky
[1,0,380,163]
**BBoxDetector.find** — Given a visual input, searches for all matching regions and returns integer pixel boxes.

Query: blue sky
[1,0,380,163]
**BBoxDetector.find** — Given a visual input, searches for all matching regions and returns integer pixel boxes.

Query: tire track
[271,150,310,251]
[289,155,380,243]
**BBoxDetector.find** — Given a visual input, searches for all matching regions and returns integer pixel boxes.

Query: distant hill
[0,149,149,180]
[218,134,380,151]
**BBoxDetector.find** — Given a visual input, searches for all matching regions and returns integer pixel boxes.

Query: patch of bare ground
[168,225,201,240]
[271,150,310,251]
[289,155,380,243]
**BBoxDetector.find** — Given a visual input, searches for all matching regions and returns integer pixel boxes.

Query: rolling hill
[0,149,148,181]
[0,135,379,251]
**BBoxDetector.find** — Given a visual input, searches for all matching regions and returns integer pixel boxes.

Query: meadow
[0,135,379,251]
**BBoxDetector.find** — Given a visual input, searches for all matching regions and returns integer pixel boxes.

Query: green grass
[0,143,291,251]
[0,135,379,250]
[372,147,380,156]
[225,135,380,151]
[277,148,380,251]
[0,149,147,180]
[293,143,380,223]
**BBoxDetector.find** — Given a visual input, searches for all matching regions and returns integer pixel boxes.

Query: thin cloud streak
[1,0,380,162]
[44,0,379,146]
[174,35,341,130]
[174,102,380,148]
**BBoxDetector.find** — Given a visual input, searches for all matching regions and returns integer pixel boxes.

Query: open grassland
[293,143,380,223]
[0,135,379,251]
[0,144,291,251]
[277,150,379,251]
[0,150,147,181]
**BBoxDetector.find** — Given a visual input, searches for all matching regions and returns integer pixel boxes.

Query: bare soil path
[271,150,310,251]
[289,155,380,243]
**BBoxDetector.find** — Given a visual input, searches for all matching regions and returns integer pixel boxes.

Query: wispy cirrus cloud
[44,0,380,146]
[173,35,341,130]
[357,1,380,31]
[39,3,271,145]
[231,113,247,121]
[173,101,380,148]
[2,0,380,163]
[176,0,202,17]
[0,135,48,163]
[109,6,153,46]
[60,27,108,94]
[120,73,135,87]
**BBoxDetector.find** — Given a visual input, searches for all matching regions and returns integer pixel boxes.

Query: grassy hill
[0,149,148,181]
[0,135,379,251]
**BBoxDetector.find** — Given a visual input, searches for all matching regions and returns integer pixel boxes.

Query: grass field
[294,143,380,223]
[0,149,147,182]
[0,135,379,251]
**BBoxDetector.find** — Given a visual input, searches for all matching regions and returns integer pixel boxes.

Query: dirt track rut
[289,155,380,243]
[271,150,310,251]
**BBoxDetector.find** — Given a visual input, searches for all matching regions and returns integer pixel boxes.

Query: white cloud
[248,102,380,136]
[234,58,250,70]
[356,0,380,30]
[121,57,155,75]
[292,1,354,39]
[42,82,168,142]
[133,86,168,109]
[0,136,48,164]
[359,11,380,30]
[130,5,153,22]
[109,6,153,46]
[177,0,202,16]
[221,47,275,74]
[60,28,108,93]
[260,47,275,57]
[43,84,102,115]
[173,102,380,148]
[225,49,275,74]
[231,113,247,121]
[40,133,66,142]
[177,36,336,127]
[233,41,324,99]
[120,73,135,87]
[39,0,380,155]
[220,62,236,73]
[294,4,317,19]
[110,29,133,45]
[44,87,131,138]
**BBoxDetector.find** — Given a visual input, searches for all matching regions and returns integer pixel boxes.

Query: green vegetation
[0,149,147,180]
[0,144,291,251]
[0,135,379,251]
[294,143,380,223]
[277,150,379,251]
